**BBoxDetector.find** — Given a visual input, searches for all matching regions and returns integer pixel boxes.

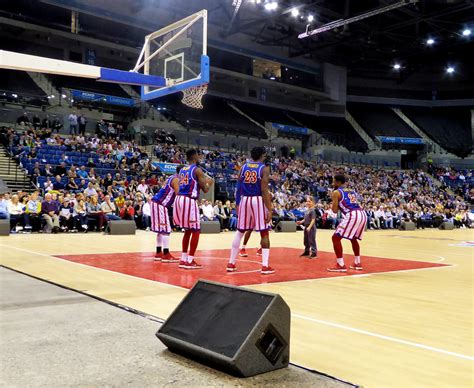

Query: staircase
[391,108,455,156]
[227,102,269,137]
[0,147,34,192]
[345,111,379,151]
[27,72,61,105]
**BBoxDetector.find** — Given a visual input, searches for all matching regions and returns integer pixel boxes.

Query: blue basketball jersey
[152,174,177,207]
[337,188,362,215]
[178,165,199,199]
[238,162,265,197]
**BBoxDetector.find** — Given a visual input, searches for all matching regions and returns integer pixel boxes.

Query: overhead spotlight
[264,1,278,11]
[61,94,67,98]
[307,14,314,22]
[446,66,455,74]
[291,7,299,17]
[426,38,435,45]
[393,63,401,70]
[462,28,471,36]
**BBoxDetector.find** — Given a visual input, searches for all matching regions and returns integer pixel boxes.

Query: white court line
[255,263,456,287]
[292,313,473,361]
[3,244,472,361]
[0,244,188,291]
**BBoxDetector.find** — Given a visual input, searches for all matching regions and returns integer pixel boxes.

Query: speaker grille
[160,282,273,358]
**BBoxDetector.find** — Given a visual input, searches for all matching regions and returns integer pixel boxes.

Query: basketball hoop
[181,84,207,109]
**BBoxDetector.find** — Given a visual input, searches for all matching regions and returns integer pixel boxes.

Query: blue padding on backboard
[99,68,166,87]
[141,55,210,101]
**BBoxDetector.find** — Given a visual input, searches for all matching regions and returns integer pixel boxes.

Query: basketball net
[181,84,207,109]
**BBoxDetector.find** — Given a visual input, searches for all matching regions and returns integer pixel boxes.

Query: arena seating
[402,107,472,157]
[0,69,48,106]
[348,103,419,139]
[160,94,268,139]
[49,75,130,98]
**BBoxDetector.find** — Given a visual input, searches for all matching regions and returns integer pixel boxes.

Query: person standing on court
[68,111,78,135]
[328,174,367,272]
[151,165,183,263]
[297,196,318,258]
[227,147,274,275]
[174,149,213,270]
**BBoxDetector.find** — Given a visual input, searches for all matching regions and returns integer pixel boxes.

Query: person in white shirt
[137,179,149,195]
[374,207,385,229]
[142,198,151,231]
[84,182,97,197]
[68,111,78,135]
[7,194,25,232]
[202,200,217,221]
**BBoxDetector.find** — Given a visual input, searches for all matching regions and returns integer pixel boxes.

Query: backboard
[133,10,209,104]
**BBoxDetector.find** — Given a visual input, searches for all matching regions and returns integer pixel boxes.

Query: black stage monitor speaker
[399,221,416,231]
[439,222,454,230]
[156,280,290,377]
[275,221,296,233]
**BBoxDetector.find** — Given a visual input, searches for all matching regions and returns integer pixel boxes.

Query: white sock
[262,248,270,267]
[181,252,188,262]
[162,235,170,250]
[230,231,244,264]
[354,256,361,264]
[187,255,194,263]
[156,234,162,247]
[337,258,345,266]
[241,244,246,250]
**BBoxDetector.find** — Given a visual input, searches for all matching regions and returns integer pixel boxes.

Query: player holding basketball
[174,149,213,269]
[328,174,367,272]
[227,147,274,274]
[151,165,184,263]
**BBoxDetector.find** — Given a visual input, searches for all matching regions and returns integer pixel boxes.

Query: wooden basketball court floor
[1,228,472,387]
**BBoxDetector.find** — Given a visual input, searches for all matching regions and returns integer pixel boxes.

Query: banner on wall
[271,122,308,135]
[376,136,424,145]
[152,162,179,174]
[71,90,135,107]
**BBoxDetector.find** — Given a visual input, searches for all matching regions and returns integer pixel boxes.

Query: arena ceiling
[2,0,474,83]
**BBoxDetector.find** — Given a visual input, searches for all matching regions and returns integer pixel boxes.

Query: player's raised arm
[261,165,273,222]
[195,167,213,194]
[331,190,341,214]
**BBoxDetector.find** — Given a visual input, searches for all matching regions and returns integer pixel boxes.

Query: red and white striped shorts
[173,195,200,231]
[335,210,367,240]
[150,202,171,234]
[237,196,270,232]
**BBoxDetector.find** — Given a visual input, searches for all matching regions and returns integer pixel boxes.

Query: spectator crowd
[0,117,472,234]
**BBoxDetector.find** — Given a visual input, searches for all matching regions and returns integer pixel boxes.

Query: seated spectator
[41,193,60,233]
[0,193,9,220]
[54,162,67,177]
[142,198,151,231]
[77,166,89,179]
[137,179,149,195]
[74,199,89,232]
[7,194,25,232]
[59,199,75,232]
[86,196,107,231]
[84,182,97,198]
[228,202,238,231]
[214,200,227,230]
[53,175,65,191]
[120,201,135,220]
[101,195,121,221]
[202,200,217,221]
[24,191,41,232]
